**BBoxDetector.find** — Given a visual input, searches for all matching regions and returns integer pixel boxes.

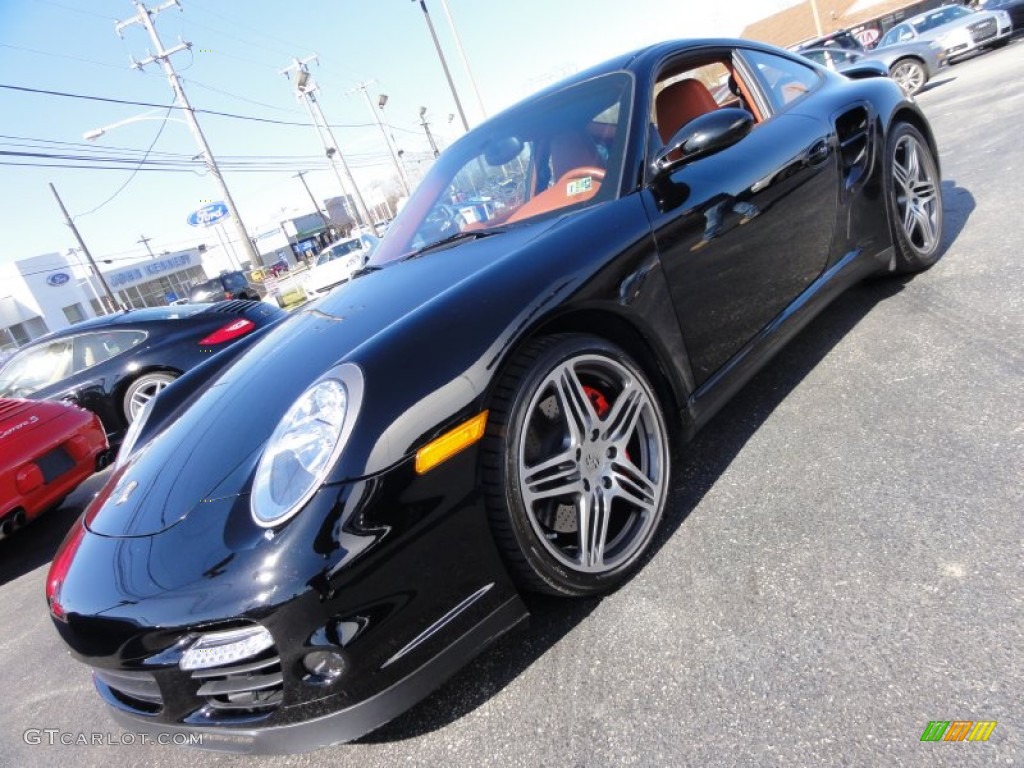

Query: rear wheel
[123,372,177,423]
[889,58,927,95]
[884,122,943,274]
[482,335,671,597]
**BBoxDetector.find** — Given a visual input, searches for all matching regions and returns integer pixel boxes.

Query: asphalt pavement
[1,40,1021,768]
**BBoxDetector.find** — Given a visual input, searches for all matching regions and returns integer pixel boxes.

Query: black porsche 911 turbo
[0,300,284,443]
[47,37,943,753]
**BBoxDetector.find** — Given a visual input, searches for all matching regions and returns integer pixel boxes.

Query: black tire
[122,372,178,423]
[481,334,671,597]
[884,122,943,274]
[889,58,928,96]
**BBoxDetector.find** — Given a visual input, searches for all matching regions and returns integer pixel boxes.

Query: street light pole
[411,0,470,132]
[116,0,261,267]
[294,170,329,229]
[352,82,411,195]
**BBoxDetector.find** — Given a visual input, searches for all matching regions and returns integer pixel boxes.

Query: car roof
[21,305,209,344]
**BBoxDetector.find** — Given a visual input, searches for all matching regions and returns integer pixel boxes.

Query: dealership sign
[46,272,71,287]
[187,202,230,228]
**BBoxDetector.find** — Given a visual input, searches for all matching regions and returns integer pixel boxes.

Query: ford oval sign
[187,202,231,228]
[46,272,71,287]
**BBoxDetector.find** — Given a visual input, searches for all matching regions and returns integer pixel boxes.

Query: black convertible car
[47,38,942,752]
[0,300,283,443]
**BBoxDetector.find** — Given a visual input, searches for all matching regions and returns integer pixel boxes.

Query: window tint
[743,50,821,112]
[72,330,147,373]
[878,24,911,47]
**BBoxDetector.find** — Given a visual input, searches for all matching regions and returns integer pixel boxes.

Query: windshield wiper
[404,226,508,260]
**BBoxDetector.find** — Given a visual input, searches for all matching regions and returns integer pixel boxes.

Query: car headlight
[251,363,364,527]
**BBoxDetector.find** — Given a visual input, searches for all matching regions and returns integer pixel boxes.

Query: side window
[72,331,146,374]
[742,50,822,113]
[0,340,73,396]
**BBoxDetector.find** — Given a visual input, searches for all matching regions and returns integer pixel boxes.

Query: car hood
[86,219,560,538]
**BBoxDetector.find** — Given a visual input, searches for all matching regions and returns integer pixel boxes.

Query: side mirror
[842,60,888,80]
[652,108,754,176]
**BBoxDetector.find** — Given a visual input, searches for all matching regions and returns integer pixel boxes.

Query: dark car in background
[801,39,945,94]
[1,398,109,541]
[47,38,943,752]
[0,300,284,442]
[188,270,260,303]
[974,0,1024,29]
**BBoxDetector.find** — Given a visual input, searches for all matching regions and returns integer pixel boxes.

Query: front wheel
[482,335,671,597]
[884,122,943,274]
[889,58,927,95]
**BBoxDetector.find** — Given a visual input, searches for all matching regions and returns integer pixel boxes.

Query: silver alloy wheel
[516,353,668,574]
[891,132,940,256]
[890,60,925,95]
[125,373,176,422]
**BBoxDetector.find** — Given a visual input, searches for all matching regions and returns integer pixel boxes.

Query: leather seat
[655,78,719,144]
[507,132,604,222]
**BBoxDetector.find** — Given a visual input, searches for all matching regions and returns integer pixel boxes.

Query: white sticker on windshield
[566,177,593,196]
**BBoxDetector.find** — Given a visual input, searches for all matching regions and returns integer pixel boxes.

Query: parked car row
[793,3,1016,95]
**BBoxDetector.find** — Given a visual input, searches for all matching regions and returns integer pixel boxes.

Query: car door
[643,48,839,387]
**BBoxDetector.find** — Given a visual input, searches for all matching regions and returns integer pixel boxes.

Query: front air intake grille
[190,649,283,715]
[94,668,163,715]
[969,18,997,42]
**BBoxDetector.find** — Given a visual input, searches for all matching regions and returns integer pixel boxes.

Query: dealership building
[0,248,209,351]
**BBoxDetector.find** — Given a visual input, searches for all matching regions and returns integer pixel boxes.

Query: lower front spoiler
[102,595,528,754]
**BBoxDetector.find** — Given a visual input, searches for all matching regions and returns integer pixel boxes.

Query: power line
[0,83,381,129]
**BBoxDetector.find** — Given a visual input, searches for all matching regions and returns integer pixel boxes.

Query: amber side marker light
[415,410,489,475]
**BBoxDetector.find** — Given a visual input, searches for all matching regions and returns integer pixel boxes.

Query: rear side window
[743,50,822,112]
[72,330,147,373]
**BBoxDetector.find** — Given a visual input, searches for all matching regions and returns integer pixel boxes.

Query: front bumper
[98,595,525,754]
[51,447,526,752]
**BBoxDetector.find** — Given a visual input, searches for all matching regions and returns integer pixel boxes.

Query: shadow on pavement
[0,470,110,587]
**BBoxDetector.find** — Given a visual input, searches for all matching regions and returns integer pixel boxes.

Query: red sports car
[0,398,109,539]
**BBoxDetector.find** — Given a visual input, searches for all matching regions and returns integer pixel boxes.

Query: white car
[876,4,1012,62]
[303,234,380,298]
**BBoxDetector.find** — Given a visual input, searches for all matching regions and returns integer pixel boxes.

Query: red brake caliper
[583,385,631,462]
[583,385,609,418]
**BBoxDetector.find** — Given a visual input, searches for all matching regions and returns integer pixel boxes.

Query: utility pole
[49,183,119,312]
[351,81,411,195]
[419,107,440,157]
[437,0,487,120]
[282,56,372,229]
[116,0,261,266]
[809,0,824,37]
[411,0,470,132]
[294,171,329,228]
[137,234,155,258]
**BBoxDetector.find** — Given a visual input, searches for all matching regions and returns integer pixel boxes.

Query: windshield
[912,6,972,32]
[370,72,633,266]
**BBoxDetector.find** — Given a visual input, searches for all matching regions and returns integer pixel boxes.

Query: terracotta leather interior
[507,133,605,222]
[655,78,720,144]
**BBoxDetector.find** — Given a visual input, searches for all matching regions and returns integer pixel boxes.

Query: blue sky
[0,0,797,267]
